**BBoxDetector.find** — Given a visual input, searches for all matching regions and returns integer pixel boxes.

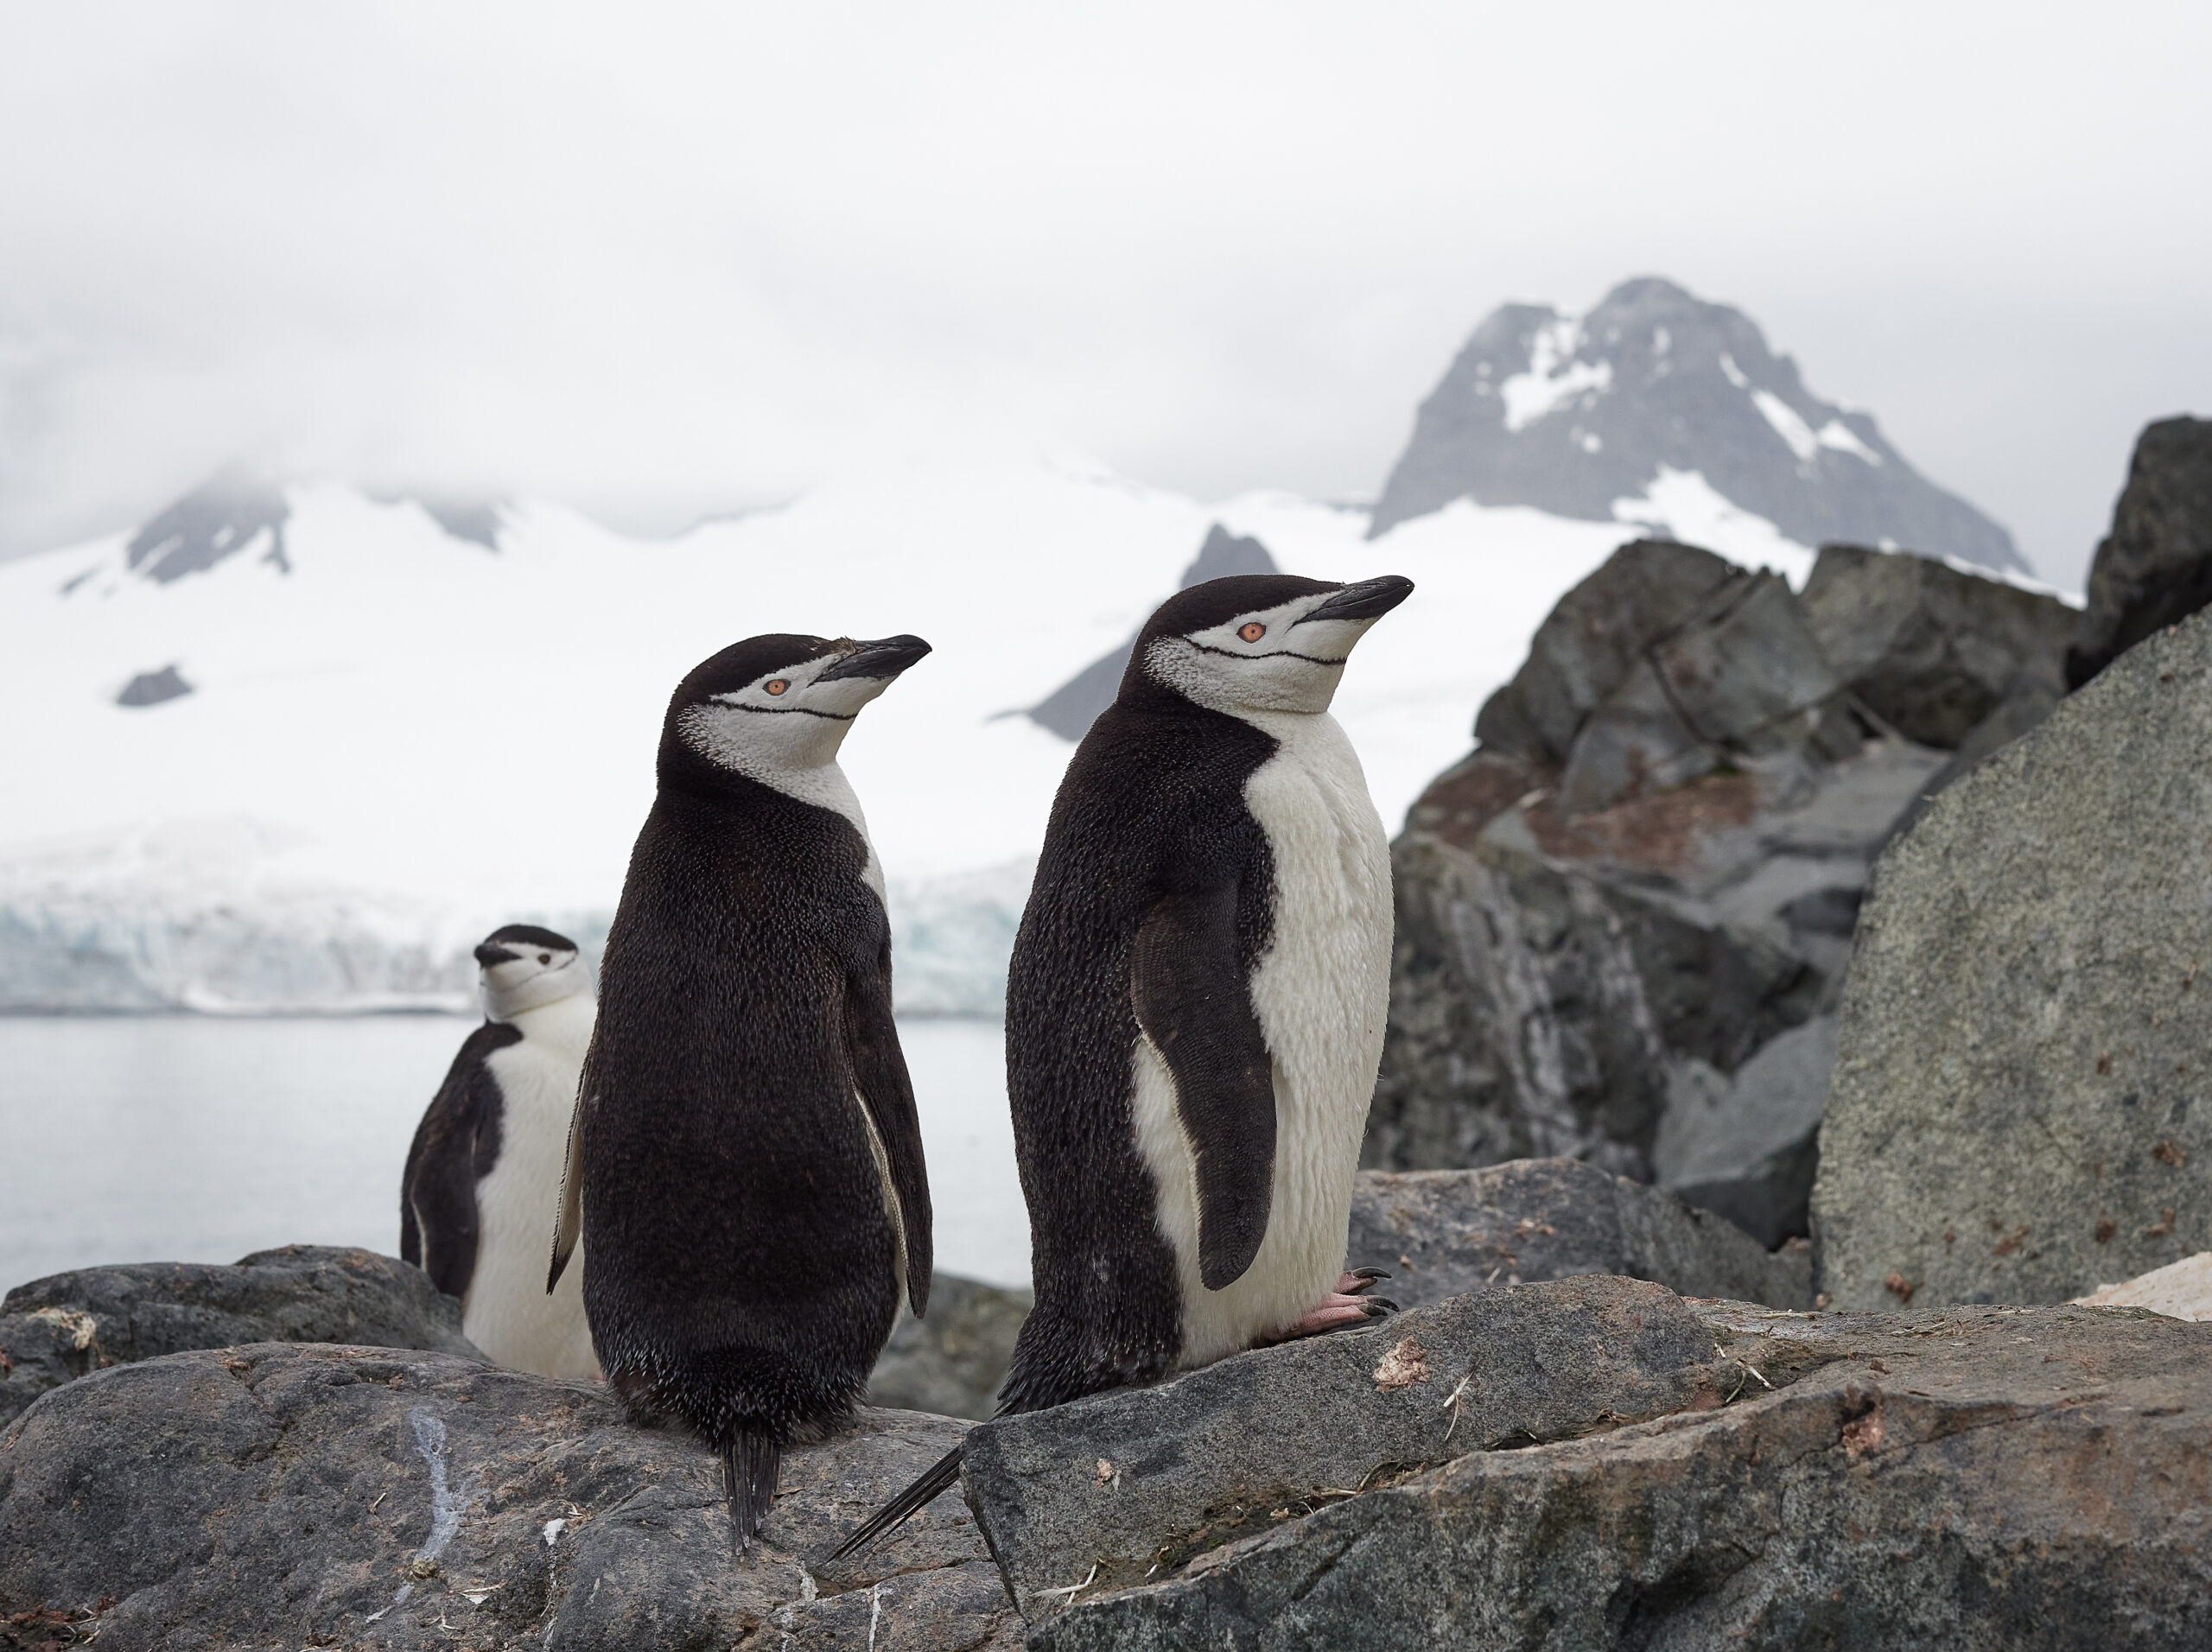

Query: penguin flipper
[845,941,934,1315]
[546,1064,589,1293]
[827,1441,965,1560]
[404,1023,515,1299]
[1131,885,1276,1292]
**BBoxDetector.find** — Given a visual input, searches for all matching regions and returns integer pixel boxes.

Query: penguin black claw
[1361,1298,1400,1318]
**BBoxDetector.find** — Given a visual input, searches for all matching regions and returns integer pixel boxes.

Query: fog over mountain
[1,6,2207,588]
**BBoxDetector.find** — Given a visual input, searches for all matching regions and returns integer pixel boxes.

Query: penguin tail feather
[721,1427,781,1553]
[828,1442,964,1560]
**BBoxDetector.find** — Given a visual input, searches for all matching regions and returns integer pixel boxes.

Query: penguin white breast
[470,993,602,1380]
[1152,708,1393,1369]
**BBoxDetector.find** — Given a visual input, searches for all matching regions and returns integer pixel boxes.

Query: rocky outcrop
[2067,415,2212,688]
[1349,1157,1810,1312]
[964,1276,1734,1617]
[0,1343,1021,1650]
[2075,1251,2212,1321]
[1024,1293,2212,1649]
[1813,609,2212,1310]
[1800,539,2074,747]
[868,1271,1033,1420]
[0,1246,478,1426]
[1370,537,2077,1251]
[1367,276,2023,573]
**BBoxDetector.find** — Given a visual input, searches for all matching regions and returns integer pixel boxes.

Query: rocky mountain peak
[1370,276,2024,574]
[125,472,292,583]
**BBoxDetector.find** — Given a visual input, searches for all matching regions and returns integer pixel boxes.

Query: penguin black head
[474,923,587,1020]
[1122,573,1414,717]
[664,632,931,790]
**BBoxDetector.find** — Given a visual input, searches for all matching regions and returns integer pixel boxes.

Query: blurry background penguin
[400,924,599,1380]
[550,632,936,1551]
[839,572,1412,1555]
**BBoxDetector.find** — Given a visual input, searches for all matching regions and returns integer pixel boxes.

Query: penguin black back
[554,632,934,1548]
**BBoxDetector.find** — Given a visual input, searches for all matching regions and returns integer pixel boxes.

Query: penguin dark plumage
[401,924,598,1379]
[550,632,933,1550]
[835,573,1411,1556]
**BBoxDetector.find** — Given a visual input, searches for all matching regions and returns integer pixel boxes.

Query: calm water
[0,1014,1030,1293]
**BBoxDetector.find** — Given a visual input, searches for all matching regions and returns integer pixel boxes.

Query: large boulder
[0,1343,1021,1650]
[1800,539,2075,747]
[2068,415,2212,689]
[1814,609,2212,1309]
[1365,738,1940,1222]
[1026,1294,2212,1649]
[963,1276,1738,1618]
[867,1271,1032,1420]
[1374,537,2080,1252]
[1349,1157,1810,1311]
[0,1246,477,1427]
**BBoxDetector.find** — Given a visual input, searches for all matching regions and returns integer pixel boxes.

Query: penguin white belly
[470,997,601,1380]
[1135,710,1393,1369]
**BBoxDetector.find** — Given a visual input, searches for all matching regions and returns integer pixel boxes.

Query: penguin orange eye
[1239,622,1265,643]
[538,953,551,964]
[765,679,789,696]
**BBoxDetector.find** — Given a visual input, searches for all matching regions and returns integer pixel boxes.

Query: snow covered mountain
[1370,276,2022,573]
[3,270,2035,1014]
[7,459,1801,1012]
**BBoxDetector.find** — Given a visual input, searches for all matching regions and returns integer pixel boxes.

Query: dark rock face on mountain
[124,472,291,581]
[1029,1295,2212,1649]
[1348,1157,1810,1312]
[1370,538,2076,1249]
[1370,276,2023,573]
[1026,524,1278,740]
[2066,415,2212,688]
[0,1343,1021,1651]
[114,664,193,707]
[867,1271,1032,1420]
[1814,609,2212,1310]
[0,1246,478,1427]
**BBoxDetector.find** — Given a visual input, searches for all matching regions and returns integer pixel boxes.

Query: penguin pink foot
[1274,1291,1397,1340]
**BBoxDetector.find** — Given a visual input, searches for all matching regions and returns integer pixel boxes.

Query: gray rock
[0,1246,478,1426]
[1033,1297,2212,1649]
[115,664,193,708]
[0,1342,1020,1650]
[1367,276,2023,574]
[867,1271,1031,1420]
[1656,1016,1837,1249]
[1026,524,1279,740]
[1800,540,2075,747]
[2068,415,2212,689]
[1554,562,1847,814]
[962,1275,1736,1619]
[1814,608,2212,1310]
[1474,538,1736,765]
[1365,735,1943,1217]
[1348,1158,1811,1312]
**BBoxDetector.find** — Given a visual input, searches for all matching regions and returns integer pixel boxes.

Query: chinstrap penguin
[835,572,1410,1555]
[401,924,600,1380]
[550,632,935,1550]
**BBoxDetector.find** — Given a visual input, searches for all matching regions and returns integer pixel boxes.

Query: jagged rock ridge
[1370,276,2024,573]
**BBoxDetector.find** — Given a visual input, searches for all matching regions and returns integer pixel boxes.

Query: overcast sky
[3,3,2207,588]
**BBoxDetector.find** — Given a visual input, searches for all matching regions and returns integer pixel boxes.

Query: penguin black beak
[816,634,933,682]
[474,943,522,968]
[1295,575,1414,625]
